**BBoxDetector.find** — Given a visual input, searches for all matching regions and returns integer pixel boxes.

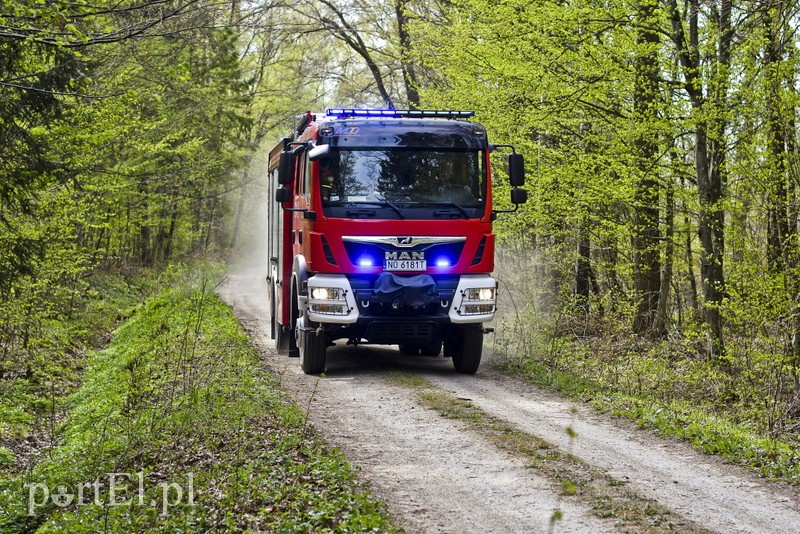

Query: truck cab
[267,109,526,374]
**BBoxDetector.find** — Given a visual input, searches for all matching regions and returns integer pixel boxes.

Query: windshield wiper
[381,199,406,219]
[344,199,406,219]
[360,200,405,219]
[421,201,470,219]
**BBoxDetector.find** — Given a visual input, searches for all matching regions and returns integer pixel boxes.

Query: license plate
[384,259,427,272]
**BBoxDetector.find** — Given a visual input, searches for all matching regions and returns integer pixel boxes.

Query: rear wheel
[287,284,299,357]
[299,309,326,374]
[398,343,420,356]
[273,283,289,352]
[420,340,442,356]
[452,325,483,374]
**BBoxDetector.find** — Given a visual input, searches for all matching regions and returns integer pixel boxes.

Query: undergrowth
[0,268,156,478]
[493,305,800,485]
[0,264,397,533]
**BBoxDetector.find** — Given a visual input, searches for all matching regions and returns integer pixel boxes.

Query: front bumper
[306,273,497,325]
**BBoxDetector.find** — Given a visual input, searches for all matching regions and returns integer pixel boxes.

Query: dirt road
[218,265,800,533]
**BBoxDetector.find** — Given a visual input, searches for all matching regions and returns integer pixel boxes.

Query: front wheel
[298,311,326,374]
[452,325,483,374]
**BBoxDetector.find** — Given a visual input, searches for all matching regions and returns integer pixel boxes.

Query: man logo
[396,237,413,246]
[386,251,425,260]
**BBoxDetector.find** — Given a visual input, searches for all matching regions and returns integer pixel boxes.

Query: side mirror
[278,151,295,185]
[308,144,330,161]
[275,187,290,203]
[511,188,527,205]
[508,153,525,187]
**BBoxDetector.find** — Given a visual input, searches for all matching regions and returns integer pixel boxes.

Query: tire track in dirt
[421,369,800,534]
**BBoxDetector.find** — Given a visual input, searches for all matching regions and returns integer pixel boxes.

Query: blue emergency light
[326,108,475,119]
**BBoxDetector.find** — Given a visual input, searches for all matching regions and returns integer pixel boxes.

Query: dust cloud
[227,148,270,271]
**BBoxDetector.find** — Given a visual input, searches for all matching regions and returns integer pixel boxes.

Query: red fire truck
[266,108,526,374]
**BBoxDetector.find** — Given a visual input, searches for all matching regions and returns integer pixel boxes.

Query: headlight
[467,287,495,301]
[311,287,340,300]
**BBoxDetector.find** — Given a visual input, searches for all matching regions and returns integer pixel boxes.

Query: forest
[1,0,799,529]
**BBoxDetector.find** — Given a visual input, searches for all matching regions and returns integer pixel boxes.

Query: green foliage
[0,3,256,456]
[0,265,397,532]
[0,447,15,469]
[413,0,800,471]
[495,305,800,484]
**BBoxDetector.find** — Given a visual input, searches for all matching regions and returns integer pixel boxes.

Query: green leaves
[0,5,256,495]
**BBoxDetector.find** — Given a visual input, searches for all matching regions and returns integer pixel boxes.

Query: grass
[0,268,153,479]
[0,263,399,533]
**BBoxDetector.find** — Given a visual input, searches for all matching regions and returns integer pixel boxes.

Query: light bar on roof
[326,108,475,119]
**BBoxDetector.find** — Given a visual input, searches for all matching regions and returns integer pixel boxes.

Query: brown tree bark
[317,0,395,108]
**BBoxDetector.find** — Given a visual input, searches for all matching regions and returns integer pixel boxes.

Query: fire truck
[266,109,526,374]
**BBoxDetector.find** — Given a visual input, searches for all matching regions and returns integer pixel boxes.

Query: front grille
[366,321,435,343]
[343,240,465,267]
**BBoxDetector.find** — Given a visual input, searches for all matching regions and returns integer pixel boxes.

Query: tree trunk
[765,3,790,272]
[575,225,591,311]
[668,0,730,359]
[632,0,661,334]
[684,180,699,320]
[653,175,675,336]
[318,0,395,108]
[697,124,726,359]
[396,0,420,108]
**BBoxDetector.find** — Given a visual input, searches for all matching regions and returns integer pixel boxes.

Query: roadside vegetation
[492,250,800,485]
[1,265,397,532]
[415,0,800,487]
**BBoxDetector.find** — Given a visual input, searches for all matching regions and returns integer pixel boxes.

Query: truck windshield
[319,147,486,219]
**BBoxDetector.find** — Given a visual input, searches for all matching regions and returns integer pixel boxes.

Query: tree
[666,0,733,358]
[631,0,663,334]
[290,0,425,108]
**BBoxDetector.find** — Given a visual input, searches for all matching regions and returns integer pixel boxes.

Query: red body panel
[306,218,494,275]
[269,113,497,328]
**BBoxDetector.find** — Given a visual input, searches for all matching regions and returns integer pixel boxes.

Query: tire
[273,283,290,353]
[287,284,299,358]
[420,340,442,357]
[269,283,276,340]
[452,325,483,374]
[299,311,326,374]
[398,343,420,356]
